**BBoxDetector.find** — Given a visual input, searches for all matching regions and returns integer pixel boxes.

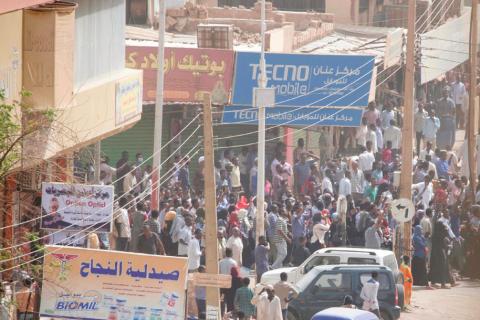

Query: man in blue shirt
[293,153,312,193]
[291,203,307,245]
[435,150,450,180]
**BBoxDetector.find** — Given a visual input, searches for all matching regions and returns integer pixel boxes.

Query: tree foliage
[0,90,54,180]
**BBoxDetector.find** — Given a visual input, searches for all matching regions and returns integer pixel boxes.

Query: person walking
[429,222,451,289]
[422,110,441,148]
[251,285,283,320]
[414,103,428,155]
[255,235,270,283]
[136,225,165,255]
[195,265,207,318]
[412,225,431,288]
[130,202,147,252]
[226,227,244,266]
[274,273,299,320]
[114,197,131,252]
[360,271,381,318]
[272,208,290,269]
[234,277,255,320]
[225,266,243,313]
[450,75,466,129]
[188,229,203,272]
[144,209,161,237]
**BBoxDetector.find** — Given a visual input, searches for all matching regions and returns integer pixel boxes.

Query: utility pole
[202,93,220,318]
[151,0,166,210]
[468,0,478,198]
[256,0,267,243]
[400,0,416,257]
[94,141,101,184]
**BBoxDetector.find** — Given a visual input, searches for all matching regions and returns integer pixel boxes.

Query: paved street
[401,281,480,320]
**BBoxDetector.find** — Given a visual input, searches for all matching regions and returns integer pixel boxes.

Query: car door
[303,271,352,319]
[355,272,393,309]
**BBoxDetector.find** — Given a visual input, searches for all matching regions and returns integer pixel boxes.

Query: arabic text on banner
[39,246,189,320]
[41,182,114,233]
[222,106,364,127]
[126,46,234,104]
[232,52,375,107]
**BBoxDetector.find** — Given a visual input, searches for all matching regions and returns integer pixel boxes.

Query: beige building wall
[20,4,143,169]
[0,10,22,103]
[22,68,143,168]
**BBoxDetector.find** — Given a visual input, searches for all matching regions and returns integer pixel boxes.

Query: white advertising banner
[41,182,114,233]
[384,28,404,69]
[420,8,480,84]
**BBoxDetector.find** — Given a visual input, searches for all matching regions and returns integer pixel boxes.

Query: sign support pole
[94,141,101,184]
[152,0,166,210]
[203,93,220,319]
[468,0,478,199]
[256,0,267,247]
[400,0,416,257]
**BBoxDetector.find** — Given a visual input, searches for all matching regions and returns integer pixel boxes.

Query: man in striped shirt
[272,208,291,269]
[144,209,161,237]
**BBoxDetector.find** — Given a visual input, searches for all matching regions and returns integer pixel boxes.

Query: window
[73,0,125,87]
[383,255,399,273]
[359,0,369,12]
[347,257,378,265]
[360,273,391,291]
[304,256,341,274]
[314,273,352,291]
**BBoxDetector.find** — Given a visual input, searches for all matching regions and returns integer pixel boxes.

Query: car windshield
[295,268,320,292]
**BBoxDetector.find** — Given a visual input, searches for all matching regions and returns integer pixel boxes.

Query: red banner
[126,46,234,104]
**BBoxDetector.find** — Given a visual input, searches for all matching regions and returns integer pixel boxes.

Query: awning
[295,25,403,67]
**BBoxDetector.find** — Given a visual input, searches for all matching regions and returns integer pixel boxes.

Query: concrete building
[0,0,142,238]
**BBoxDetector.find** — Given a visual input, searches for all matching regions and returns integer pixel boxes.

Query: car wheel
[287,310,298,320]
[396,283,405,309]
[380,309,393,320]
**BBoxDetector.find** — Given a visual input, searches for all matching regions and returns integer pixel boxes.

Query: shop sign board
[126,46,234,104]
[190,273,232,288]
[39,246,189,320]
[222,105,364,127]
[115,75,143,125]
[231,52,375,107]
[40,182,114,233]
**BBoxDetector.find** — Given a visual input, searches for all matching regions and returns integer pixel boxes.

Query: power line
[213,63,401,142]
[0,144,202,269]
[0,130,202,252]
[214,65,402,150]
[0,114,201,231]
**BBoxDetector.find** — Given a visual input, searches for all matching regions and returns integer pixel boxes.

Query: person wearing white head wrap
[251,284,283,320]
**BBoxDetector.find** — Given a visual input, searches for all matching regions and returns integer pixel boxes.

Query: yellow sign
[115,76,142,125]
[39,245,188,320]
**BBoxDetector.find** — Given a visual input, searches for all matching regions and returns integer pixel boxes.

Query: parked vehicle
[287,265,402,320]
[310,307,379,320]
[261,247,402,286]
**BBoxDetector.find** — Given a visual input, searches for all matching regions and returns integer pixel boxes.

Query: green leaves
[0,90,56,179]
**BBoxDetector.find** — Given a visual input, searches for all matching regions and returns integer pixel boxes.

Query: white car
[260,247,401,286]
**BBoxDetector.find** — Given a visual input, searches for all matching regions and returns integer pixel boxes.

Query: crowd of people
[77,73,480,320]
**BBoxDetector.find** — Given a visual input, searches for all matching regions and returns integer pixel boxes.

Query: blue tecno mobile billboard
[231,52,375,108]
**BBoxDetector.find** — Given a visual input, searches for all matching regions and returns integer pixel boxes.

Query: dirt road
[401,280,480,320]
